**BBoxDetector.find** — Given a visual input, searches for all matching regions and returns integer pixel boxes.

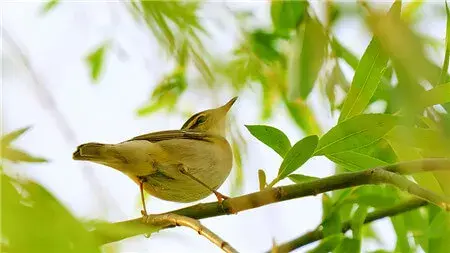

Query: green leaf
[2,174,100,253]
[403,209,428,251]
[250,30,283,63]
[277,135,318,180]
[331,39,359,70]
[315,114,398,156]
[230,137,245,196]
[288,174,319,184]
[270,0,307,36]
[439,1,450,85]
[41,0,59,14]
[391,215,412,253]
[307,234,343,253]
[338,38,389,122]
[351,205,369,239]
[258,169,266,191]
[428,210,450,238]
[245,125,291,158]
[284,98,322,135]
[418,82,450,108]
[368,1,440,85]
[389,138,445,195]
[1,127,31,148]
[298,14,328,99]
[86,43,108,83]
[347,186,399,208]
[386,126,450,157]
[2,148,48,163]
[335,238,361,253]
[137,69,186,116]
[427,211,450,253]
[326,151,389,171]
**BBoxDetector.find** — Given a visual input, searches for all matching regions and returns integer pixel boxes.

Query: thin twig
[272,198,428,253]
[91,159,450,245]
[144,213,238,253]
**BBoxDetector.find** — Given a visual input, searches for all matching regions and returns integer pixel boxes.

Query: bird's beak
[221,96,238,112]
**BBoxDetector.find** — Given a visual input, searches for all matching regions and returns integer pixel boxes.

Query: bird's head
[181,97,237,136]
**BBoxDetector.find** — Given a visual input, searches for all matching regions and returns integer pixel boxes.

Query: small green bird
[73,97,237,215]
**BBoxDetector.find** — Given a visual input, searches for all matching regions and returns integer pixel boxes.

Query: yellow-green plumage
[73,97,237,203]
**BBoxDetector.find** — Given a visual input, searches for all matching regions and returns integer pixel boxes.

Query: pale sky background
[2,1,446,252]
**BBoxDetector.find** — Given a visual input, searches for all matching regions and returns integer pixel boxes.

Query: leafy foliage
[2,174,100,253]
[1,127,48,163]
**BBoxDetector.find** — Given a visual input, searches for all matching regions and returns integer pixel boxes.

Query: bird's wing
[128,130,213,143]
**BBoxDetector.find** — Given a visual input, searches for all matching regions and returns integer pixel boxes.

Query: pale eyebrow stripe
[181,112,202,130]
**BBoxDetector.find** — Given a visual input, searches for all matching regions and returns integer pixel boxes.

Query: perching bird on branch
[73,97,237,215]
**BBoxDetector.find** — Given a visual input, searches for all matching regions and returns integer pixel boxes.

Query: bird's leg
[178,165,229,203]
[138,177,148,217]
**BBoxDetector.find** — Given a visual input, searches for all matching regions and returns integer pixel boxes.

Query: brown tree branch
[143,213,238,253]
[91,159,450,246]
[272,198,428,252]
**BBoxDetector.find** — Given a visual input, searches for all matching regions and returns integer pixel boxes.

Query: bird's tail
[73,142,109,161]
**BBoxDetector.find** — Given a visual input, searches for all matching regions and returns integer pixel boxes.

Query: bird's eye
[196,115,206,125]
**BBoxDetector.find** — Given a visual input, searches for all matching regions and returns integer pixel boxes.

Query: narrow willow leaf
[230,139,244,196]
[335,238,361,253]
[348,191,398,209]
[428,211,450,238]
[386,126,450,157]
[403,209,429,250]
[2,174,100,253]
[307,234,343,253]
[277,135,318,180]
[368,1,440,85]
[258,169,266,191]
[351,205,369,239]
[298,14,327,99]
[2,148,48,163]
[1,126,31,148]
[326,151,389,171]
[86,44,108,83]
[245,125,291,158]
[315,114,398,156]
[330,39,359,70]
[391,215,412,252]
[288,174,319,184]
[418,82,450,108]
[401,1,424,22]
[427,211,450,253]
[388,139,444,195]
[270,0,307,36]
[338,38,389,122]
[439,1,450,85]
[284,98,322,135]
[41,0,59,14]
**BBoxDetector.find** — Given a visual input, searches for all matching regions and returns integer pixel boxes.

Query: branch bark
[91,159,450,247]
[144,213,238,253]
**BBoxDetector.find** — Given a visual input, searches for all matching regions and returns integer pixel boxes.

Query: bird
[73,97,237,215]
